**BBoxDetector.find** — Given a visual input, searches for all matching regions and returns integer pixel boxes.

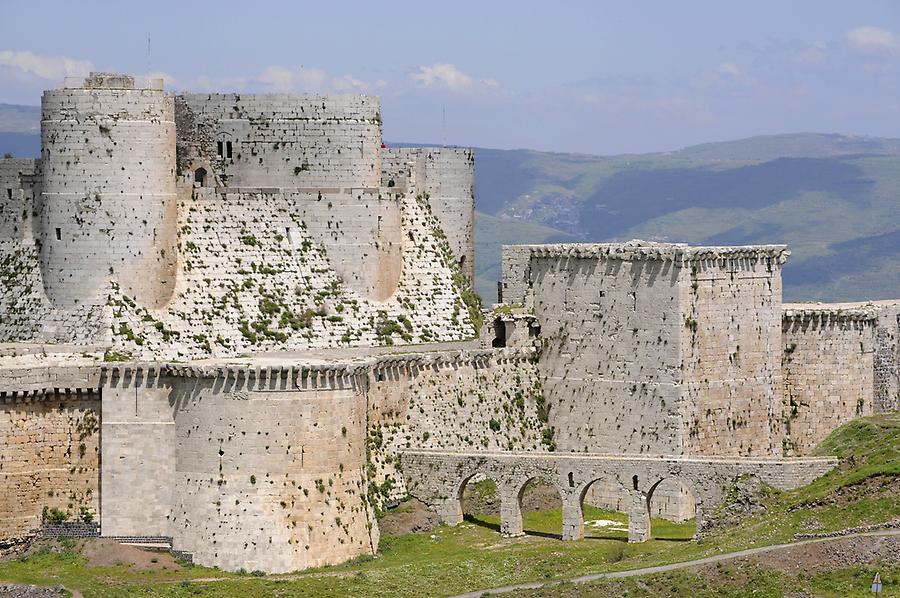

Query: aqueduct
[400,450,837,542]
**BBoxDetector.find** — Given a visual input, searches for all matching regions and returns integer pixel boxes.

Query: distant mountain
[2,102,897,303]
[674,133,900,161]
[472,139,900,303]
[0,103,39,134]
[0,133,39,158]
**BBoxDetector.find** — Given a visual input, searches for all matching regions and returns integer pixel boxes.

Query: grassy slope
[0,413,897,597]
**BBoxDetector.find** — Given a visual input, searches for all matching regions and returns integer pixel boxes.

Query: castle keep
[1,74,897,573]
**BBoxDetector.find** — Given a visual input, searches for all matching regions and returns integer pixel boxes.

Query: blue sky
[1,0,898,154]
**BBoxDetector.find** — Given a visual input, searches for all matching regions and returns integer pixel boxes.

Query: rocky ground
[377,498,440,536]
[0,585,66,597]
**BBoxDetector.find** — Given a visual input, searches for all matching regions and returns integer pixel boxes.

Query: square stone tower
[501,240,789,458]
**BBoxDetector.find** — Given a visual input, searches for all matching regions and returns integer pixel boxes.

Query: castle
[0,73,897,573]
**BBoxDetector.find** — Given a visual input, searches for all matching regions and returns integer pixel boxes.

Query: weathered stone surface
[400,449,836,542]
[0,73,896,576]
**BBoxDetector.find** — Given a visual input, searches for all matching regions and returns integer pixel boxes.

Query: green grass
[513,563,900,597]
[1,413,897,597]
[468,504,695,542]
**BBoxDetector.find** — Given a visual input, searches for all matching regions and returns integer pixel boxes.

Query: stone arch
[491,318,507,348]
[510,475,564,539]
[194,167,207,187]
[455,471,503,531]
[577,476,629,540]
[645,476,699,540]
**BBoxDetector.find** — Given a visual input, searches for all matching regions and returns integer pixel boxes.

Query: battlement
[507,240,789,264]
[62,72,164,90]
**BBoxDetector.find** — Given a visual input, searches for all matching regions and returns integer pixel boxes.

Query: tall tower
[39,73,177,308]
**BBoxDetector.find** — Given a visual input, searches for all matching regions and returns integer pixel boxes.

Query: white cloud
[258,65,328,92]
[0,50,93,81]
[190,74,251,93]
[255,65,374,93]
[794,41,827,64]
[718,63,741,77]
[716,62,756,86]
[847,26,900,53]
[141,71,179,88]
[409,63,499,92]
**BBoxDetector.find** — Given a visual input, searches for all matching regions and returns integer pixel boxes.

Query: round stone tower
[39,73,177,308]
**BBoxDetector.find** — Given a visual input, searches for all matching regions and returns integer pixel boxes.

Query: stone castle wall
[365,349,548,505]
[177,94,382,189]
[100,364,377,573]
[0,158,39,242]
[502,242,788,458]
[0,80,478,352]
[781,306,875,455]
[526,249,685,455]
[382,148,475,280]
[499,242,788,518]
[871,303,900,413]
[680,253,785,457]
[0,391,100,538]
[40,83,178,309]
[99,186,473,360]
[94,348,545,572]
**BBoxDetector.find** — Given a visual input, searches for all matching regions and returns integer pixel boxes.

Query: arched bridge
[400,450,837,542]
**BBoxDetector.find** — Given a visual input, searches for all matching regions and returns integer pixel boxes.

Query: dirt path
[450,529,900,597]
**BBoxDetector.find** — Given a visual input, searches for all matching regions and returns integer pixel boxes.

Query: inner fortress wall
[99,185,471,360]
[177,94,382,189]
[781,307,875,455]
[39,76,178,309]
[382,148,475,280]
[679,252,785,457]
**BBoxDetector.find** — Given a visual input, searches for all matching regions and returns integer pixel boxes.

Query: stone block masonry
[503,241,789,458]
[1,71,897,576]
[0,391,100,538]
[782,306,875,454]
[177,94,383,189]
[40,77,178,310]
[782,300,900,454]
[382,147,475,280]
[401,450,836,542]
[0,77,479,355]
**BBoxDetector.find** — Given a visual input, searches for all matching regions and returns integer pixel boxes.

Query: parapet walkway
[400,450,837,542]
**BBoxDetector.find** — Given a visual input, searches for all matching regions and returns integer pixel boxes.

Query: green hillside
[474,141,900,303]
